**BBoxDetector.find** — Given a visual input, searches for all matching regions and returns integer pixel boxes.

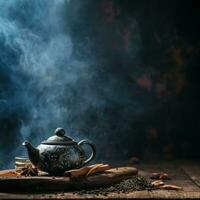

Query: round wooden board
[0,166,137,192]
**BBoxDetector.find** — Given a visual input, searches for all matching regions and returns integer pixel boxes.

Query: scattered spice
[151,180,164,187]
[0,171,19,177]
[150,172,160,179]
[159,173,170,180]
[160,184,182,190]
[150,172,170,180]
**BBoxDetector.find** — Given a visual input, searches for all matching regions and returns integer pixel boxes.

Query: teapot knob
[54,127,65,137]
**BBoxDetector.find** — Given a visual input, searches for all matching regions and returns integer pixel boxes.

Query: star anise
[19,164,38,176]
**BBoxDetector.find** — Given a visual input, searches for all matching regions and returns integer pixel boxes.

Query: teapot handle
[78,139,96,166]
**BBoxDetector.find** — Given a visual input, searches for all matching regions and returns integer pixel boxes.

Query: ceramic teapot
[23,128,96,175]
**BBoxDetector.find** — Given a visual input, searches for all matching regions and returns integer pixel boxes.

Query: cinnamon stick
[64,163,110,178]
[86,164,111,176]
[160,184,182,190]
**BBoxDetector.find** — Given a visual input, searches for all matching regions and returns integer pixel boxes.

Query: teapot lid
[41,128,77,145]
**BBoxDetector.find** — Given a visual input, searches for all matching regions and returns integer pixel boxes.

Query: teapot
[23,128,96,175]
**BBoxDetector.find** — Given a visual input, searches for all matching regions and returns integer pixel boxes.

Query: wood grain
[0,162,200,199]
[0,167,137,193]
[0,191,200,199]
[180,161,200,188]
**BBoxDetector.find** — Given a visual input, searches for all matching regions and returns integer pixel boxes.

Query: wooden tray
[0,167,137,192]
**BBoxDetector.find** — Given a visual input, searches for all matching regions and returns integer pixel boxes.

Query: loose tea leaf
[76,176,154,195]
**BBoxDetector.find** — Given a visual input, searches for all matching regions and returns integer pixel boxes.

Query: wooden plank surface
[0,191,200,199]
[138,162,200,192]
[180,161,200,188]
[0,162,200,199]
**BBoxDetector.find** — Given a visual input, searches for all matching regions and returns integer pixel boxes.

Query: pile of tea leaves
[76,176,154,195]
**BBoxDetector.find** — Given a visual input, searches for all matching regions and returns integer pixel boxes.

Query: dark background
[0,0,200,169]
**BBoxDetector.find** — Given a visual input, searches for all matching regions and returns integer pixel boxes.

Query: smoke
[0,0,146,169]
[0,0,98,168]
[1,0,197,168]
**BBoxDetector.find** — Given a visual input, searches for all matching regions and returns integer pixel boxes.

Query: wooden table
[0,161,200,199]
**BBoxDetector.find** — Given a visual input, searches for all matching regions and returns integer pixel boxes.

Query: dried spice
[150,172,170,180]
[0,171,19,177]
[76,176,154,195]
[160,184,182,190]
[19,165,38,176]
[151,180,164,187]
[64,164,110,178]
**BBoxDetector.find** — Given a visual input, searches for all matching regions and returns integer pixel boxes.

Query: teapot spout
[22,141,39,167]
